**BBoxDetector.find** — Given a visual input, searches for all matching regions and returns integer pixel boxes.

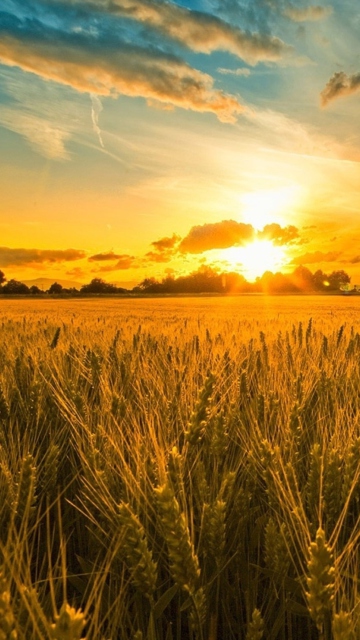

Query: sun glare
[217,240,287,281]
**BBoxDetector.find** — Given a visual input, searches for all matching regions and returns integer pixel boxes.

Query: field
[1,296,360,639]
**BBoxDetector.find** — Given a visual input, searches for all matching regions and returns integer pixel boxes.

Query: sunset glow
[0,0,359,288]
[240,241,287,281]
[240,187,301,230]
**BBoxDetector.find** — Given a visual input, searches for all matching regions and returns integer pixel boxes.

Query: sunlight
[240,186,300,230]
[217,240,288,281]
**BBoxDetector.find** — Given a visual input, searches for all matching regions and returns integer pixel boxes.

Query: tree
[291,265,314,292]
[312,269,328,291]
[48,282,63,294]
[80,278,118,294]
[0,271,5,285]
[327,270,350,291]
[29,285,42,294]
[2,279,29,294]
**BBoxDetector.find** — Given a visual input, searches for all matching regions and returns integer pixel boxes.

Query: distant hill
[22,277,83,290]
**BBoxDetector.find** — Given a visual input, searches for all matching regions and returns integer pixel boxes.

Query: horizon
[1,0,360,284]
[0,263,355,294]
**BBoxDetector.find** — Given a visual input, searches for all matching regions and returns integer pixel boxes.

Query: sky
[1,0,360,287]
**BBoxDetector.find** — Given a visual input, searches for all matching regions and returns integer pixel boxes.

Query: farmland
[0,296,360,639]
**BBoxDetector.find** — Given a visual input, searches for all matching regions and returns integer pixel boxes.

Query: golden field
[0,296,360,639]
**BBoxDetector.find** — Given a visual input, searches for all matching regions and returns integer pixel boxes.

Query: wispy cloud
[0,108,71,159]
[321,71,360,106]
[90,94,104,147]
[217,67,251,76]
[0,247,86,267]
[283,4,333,22]
[0,67,85,159]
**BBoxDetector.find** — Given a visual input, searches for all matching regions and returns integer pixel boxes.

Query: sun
[217,240,288,281]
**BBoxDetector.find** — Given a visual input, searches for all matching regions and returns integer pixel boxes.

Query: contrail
[90,94,104,148]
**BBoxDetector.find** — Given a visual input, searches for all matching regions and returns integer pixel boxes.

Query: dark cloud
[347,256,360,265]
[44,0,291,64]
[145,233,181,263]
[88,251,128,261]
[145,251,173,263]
[0,246,86,267]
[151,234,180,252]
[0,12,244,122]
[91,255,138,271]
[178,220,254,254]
[291,250,340,265]
[321,71,360,106]
[259,223,299,245]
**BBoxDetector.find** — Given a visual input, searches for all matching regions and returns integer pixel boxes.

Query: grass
[0,296,359,639]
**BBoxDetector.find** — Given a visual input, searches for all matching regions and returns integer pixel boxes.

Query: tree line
[0,265,353,296]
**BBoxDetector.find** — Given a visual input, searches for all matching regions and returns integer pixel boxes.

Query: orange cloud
[346,256,360,265]
[179,220,254,254]
[151,234,181,252]
[291,251,340,265]
[88,251,128,261]
[0,247,86,267]
[145,251,173,263]
[0,26,244,122]
[259,223,299,245]
[321,71,360,106]
[66,0,291,64]
[91,255,138,271]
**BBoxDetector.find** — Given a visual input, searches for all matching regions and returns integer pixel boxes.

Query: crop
[0,296,359,638]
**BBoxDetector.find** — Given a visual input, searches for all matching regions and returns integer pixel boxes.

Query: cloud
[347,256,360,265]
[151,234,180,251]
[63,0,292,65]
[0,108,71,159]
[290,250,340,265]
[217,67,251,77]
[0,13,244,123]
[283,4,333,22]
[321,71,360,106]
[90,94,104,147]
[0,247,86,267]
[259,223,299,245]
[91,255,138,271]
[66,267,87,278]
[145,251,173,263]
[88,251,128,261]
[178,220,254,254]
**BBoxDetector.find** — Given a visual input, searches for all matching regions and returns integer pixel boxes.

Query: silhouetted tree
[29,285,42,294]
[48,282,63,294]
[291,265,314,292]
[327,270,350,290]
[81,278,119,294]
[137,278,162,292]
[2,280,29,294]
[0,271,5,285]
[312,269,328,291]
[133,265,351,295]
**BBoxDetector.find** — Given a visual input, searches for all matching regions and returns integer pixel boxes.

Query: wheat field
[0,296,360,639]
